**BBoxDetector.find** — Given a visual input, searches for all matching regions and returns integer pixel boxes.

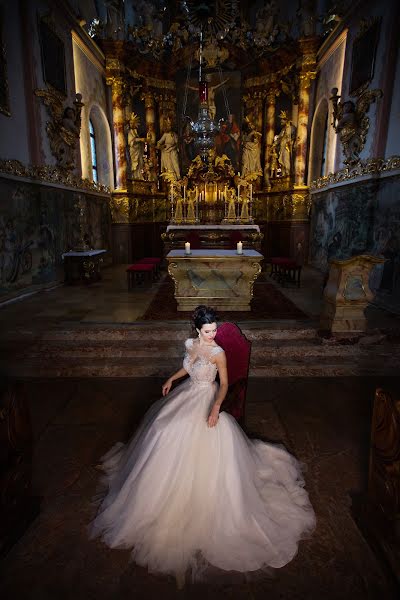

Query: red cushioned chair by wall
[229,231,243,249]
[215,322,251,425]
[186,231,201,249]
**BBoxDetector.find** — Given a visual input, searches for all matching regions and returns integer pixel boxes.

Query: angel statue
[226,188,237,221]
[35,89,84,171]
[330,87,383,166]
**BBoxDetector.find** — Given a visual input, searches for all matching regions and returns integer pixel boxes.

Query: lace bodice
[183,338,224,384]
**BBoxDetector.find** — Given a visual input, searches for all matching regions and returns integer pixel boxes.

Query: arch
[80,103,114,189]
[308,97,329,184]
[89,119,98,183]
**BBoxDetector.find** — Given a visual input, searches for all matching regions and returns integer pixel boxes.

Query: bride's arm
[207,352,228,428]
[162,367,188,396]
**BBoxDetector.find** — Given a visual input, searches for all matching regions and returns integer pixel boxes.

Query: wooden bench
[126,263,155,289]
[269,257,302,287]
[136,257,162,279]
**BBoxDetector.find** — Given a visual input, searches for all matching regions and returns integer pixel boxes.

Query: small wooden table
[62,250,106,284]
[166,249,264,311]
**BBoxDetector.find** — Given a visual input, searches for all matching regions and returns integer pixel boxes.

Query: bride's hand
[162,379,172,396]
[207,405,220,428]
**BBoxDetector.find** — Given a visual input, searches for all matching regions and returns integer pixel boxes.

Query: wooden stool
[126,263,154,289]
[137,257,162,279]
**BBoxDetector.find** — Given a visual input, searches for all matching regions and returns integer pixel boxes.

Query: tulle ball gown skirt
[89,378,316,582]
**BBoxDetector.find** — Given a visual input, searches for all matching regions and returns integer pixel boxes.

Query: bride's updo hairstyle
[192,305,218,335]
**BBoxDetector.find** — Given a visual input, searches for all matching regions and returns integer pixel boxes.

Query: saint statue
[127,113,146,180]
[226,188,237,221]
[274,111,296,178]
[241,119,262,177]
[157,118,180,180]
[186,190,196,222]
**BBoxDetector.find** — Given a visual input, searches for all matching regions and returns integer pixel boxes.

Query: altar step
[1,324,398,378]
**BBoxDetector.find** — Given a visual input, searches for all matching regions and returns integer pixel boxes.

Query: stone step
[2,356,397,379]
[0,324,319,343]
[1,325,398,378]
[0,339,383,360]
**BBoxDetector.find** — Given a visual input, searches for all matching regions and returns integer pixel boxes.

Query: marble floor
[0,266,399,598]
[0,263,398,331]
[0,376,399,600]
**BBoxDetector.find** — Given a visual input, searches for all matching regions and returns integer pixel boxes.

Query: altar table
[166,249,264,311]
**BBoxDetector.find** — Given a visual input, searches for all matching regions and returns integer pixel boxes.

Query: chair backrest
[187,231,201,249]
[215,322,251,423]
[229,231,243,249]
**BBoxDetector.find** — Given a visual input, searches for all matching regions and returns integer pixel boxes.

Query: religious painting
[0,10,10,116]
[349,18,380,95]
[39,18,67,95]
[177,70,242,173]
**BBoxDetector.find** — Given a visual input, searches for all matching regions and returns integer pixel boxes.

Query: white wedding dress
[90,338,316,582]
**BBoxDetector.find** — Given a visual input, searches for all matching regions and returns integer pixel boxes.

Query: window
[89,119,98,183]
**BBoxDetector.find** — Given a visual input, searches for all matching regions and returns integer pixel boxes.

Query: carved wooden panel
[358,386,400,585]
[0,383,39,557]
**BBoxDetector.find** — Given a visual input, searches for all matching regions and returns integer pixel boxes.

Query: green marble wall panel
[310,175,400,313]
[0,177,112,298]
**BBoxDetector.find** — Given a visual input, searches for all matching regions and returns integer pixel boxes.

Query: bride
[90,306,316,585]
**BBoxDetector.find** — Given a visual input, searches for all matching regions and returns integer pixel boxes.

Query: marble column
[295,75,312,186]
[294,38,318,187]
[264,87,277,185]
[143,91,157,181]
[107,76,127,190]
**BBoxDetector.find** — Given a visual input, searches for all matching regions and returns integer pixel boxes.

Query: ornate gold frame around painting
[350,17,381,97]
[0,10,11,117]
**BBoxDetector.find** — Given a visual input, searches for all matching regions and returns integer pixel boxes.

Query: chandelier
[183,31,227,160]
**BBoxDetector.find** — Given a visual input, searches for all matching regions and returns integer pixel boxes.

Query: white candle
[183,185,186,201]
[237,241,243,255]
[185,242,191,255]
[250,183,253,203]
[237,184,240,200]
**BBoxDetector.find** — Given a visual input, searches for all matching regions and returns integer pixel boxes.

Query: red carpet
[140,277,307,321]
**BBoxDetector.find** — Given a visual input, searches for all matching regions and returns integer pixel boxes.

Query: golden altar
[166,249,263,311]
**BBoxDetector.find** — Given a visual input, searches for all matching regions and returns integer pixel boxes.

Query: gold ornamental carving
[310,156,400,190]
[330,86,383,166]
[200,41,229,68]
[0,159,110,194]
[368,387,400,521]
[35,89,84,171]
[109,196,130,223]
[145,77,175,91]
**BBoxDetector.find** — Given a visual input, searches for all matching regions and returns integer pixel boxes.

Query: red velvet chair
[215,322,251,425]
[186,231,201,249]
[229,231,243,249]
